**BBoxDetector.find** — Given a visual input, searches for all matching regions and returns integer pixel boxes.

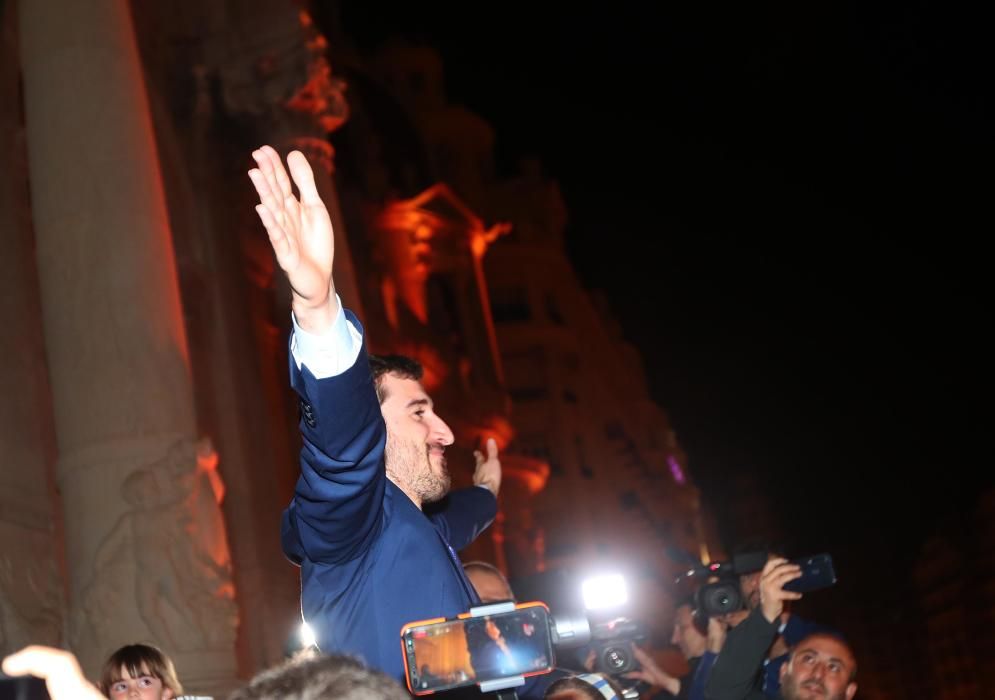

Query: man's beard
[385,432,451,504]
[781,674,846,700]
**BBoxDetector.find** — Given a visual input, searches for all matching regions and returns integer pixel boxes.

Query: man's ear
[779,658,790,683]
[845,682,857,700]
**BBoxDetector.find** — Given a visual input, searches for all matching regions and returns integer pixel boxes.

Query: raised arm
[251,147,383,564]
[704,558,802,700]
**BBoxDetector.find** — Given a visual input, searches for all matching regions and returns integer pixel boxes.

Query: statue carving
[209,8,347,141]
[72,439,236,653]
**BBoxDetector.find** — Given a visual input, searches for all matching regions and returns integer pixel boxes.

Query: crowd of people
[1,146,859,700]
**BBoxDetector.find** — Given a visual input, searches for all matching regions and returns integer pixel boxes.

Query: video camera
[547,610,645,676]
[673,551,837,618]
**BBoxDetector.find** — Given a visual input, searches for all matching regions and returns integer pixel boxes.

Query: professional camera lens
[600,645,632,674]
[697,581,743,617]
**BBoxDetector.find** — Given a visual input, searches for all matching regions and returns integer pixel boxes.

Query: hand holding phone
[782,554,836,594]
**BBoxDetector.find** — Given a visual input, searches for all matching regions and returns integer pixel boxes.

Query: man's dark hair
[732,539,788,574]
[228,653,408,700]
[369,354,423,404]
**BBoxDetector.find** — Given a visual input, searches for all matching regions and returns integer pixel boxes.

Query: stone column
[17,0,238,692]
[0,0,64,656]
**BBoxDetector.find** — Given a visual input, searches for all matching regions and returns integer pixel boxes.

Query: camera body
[549,611,646,676]
[587,617,645,675]
[675,551,837,619]
[673,550,768,619]
[693,579,744,618]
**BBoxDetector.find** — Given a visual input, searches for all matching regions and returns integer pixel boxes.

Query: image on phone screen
[402,603,554,695]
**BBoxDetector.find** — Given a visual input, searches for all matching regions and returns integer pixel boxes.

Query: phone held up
[401,601,555,696]
[783,553,837,594]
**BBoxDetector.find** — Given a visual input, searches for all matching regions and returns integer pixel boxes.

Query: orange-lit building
[0,0,710,692]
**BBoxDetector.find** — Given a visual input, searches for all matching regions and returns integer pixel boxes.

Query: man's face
[739,570,763,610]
[739,553,779,610]
[780,636,857,700]
[466,568,514,604]
[670,605,706,660]
[381,373,454,505]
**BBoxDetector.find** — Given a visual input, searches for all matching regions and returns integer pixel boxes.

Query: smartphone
[0,672,49,700]
[400,601,556,696]
[783,553,837,593]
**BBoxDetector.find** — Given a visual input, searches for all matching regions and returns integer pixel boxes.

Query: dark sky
[334,2,991,579]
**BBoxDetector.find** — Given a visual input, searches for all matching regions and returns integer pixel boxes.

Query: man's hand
[707,615,728,653]
[473,438,501,498]
[2,646,105,700]
[624,644,680,696]
[759,557,802,624]
[248,145,338,333]
[722,609,749,629]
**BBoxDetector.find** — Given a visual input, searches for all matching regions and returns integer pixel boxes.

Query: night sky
[334,1,990,607]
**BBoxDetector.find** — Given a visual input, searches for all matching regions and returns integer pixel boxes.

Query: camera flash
[300,621,317,648]
[581,574,628,610]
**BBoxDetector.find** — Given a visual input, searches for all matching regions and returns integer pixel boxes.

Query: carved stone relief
[70,438,236,655]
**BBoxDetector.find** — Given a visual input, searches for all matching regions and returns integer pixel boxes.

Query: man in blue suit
[248,146,502,685]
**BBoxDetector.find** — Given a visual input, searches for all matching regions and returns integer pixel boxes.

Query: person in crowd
[99,643,183,699]
[705,558,857,700]
[625,599,724,700]
[228,652,409,700]
[248,146,512,688]
[544,672,625,700]
[727,547,829,697]
[464,561,515,603]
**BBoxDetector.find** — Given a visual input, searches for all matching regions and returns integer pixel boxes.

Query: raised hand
[248,145,338,332]
[759,557,803,623]
[472,438,502,498]
[624,644,680,696]
[2,646,106,700]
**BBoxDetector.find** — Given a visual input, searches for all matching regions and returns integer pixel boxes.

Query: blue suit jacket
[281,316,497,682]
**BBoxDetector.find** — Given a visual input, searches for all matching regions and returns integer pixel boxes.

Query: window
[490,286,532,323]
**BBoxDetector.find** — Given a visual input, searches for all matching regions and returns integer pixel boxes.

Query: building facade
[0,0,707,689]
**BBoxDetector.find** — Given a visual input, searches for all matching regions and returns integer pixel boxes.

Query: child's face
[107,664,174,700]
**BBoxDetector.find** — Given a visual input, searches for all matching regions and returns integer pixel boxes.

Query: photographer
[729,550,829,697]
[622,601,724,700]
[704,559,858,700]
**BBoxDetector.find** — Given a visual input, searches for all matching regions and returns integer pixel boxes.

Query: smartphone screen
[783,553,837,593]
[401,602,555,695]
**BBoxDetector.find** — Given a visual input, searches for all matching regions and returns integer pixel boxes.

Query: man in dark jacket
[248,146,501,684]
[705,559,857,700]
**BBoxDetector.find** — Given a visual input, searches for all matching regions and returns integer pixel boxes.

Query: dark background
[334,0,991,625]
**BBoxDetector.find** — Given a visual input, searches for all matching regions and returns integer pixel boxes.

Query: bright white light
[581,574,628,610]
[300,621,316,648]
